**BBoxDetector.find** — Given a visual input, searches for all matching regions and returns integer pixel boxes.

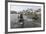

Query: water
[10,14,41,28]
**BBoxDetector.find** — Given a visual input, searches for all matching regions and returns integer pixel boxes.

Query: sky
[10,5,41,12]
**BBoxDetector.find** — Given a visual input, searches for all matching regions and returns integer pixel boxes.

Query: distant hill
[10,11,17,14]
